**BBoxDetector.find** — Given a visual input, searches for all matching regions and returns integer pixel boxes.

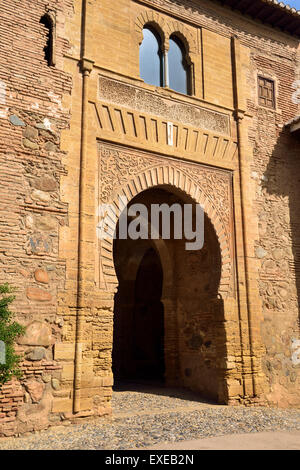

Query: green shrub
[0,284,25,386]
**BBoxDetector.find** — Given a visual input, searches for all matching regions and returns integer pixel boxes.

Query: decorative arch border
[165,20,197,54]
[134,10,197,54]
[98,145,233,298]
[135,10,165,46]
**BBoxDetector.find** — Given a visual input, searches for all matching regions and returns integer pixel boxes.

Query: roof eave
[285,116,300,133]
[213,0,300,37]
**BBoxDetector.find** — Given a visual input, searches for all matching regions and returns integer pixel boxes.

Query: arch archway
[111,186,227,402]
[98,144,236,402]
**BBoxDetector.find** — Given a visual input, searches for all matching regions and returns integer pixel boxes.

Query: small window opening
[40,14,54,67]
[258,76,275,109]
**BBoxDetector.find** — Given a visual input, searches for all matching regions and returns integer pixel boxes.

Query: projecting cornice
[213,0,300,37]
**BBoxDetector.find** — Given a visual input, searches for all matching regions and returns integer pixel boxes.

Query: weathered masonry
[0,0,300,436]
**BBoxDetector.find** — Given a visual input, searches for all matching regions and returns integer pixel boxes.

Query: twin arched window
[139,26,191,95]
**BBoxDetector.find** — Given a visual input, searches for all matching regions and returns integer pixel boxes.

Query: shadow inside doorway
[112,186,226,406]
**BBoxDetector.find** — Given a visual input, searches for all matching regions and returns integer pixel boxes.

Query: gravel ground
[0,384,299,450]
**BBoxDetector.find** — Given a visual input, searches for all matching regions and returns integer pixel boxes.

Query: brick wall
[0,0,73,436]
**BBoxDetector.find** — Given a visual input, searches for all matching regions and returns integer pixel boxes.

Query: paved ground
[147,431,300,450]
[0,383,299,450]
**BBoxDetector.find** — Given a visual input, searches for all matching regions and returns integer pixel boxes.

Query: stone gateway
[0,0,300,437]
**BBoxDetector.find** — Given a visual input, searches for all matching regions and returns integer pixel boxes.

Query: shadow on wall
[262,128,300,325]
[259,127,300,386]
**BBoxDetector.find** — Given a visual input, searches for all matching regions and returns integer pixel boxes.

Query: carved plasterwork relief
[98,75,231,136]
[98,143,235,298]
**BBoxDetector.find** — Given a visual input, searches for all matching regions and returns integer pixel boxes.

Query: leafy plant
[0,284,25,386]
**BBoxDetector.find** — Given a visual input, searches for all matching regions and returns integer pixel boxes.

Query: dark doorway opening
[111,186,226,403]
[133,248,165,380]
[112,241,165,386]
